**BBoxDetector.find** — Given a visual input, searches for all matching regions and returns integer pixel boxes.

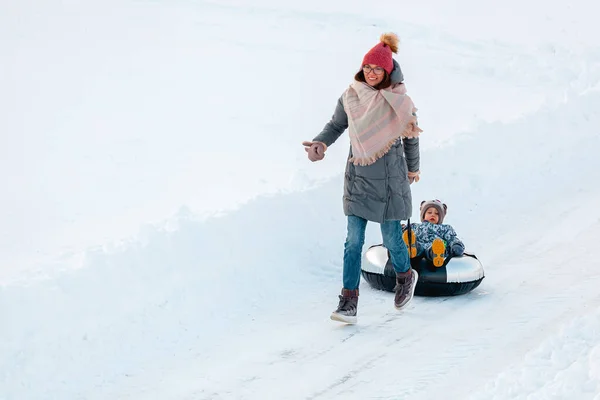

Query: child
[403,200,465,267]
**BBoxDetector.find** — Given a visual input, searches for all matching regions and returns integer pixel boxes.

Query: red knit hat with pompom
[362,33,400,75]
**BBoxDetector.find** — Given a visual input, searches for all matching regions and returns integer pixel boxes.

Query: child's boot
[431,238,447,267]
[330,288,358,324]
[402,229,417,258]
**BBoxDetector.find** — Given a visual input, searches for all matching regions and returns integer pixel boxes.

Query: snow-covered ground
[1,1,600,399]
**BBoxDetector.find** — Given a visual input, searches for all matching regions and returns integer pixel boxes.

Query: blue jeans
[343,215,410,290]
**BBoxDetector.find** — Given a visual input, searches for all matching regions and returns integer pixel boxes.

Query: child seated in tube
[403,199,465,267]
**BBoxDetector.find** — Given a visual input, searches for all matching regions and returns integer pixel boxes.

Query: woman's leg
[380,220,410,273]
[381,220,416,309]
[342,215,368,290]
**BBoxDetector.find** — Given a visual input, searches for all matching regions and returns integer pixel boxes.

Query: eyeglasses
[362,65,385,75]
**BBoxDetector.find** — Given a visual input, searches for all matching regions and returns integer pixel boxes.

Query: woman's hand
[408,170,420,184]
[302,141,327,162]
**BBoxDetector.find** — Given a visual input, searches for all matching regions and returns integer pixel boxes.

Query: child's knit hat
[420,199,447,224]
[362,33,399,75]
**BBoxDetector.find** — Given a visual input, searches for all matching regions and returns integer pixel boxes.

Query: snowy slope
[2,1,600,399]
[2,89,600,399]
[0,0,591,280]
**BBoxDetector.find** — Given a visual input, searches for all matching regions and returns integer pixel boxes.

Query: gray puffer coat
[312,60,420,223]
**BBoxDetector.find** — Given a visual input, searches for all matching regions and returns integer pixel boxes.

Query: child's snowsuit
[407,221,465,260]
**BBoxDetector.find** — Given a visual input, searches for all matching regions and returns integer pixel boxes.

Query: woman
[302,33,422,324]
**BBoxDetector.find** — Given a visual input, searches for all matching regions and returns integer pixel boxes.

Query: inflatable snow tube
[360,244,485,296]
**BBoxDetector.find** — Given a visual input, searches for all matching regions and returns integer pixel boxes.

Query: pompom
[380,32,399,54]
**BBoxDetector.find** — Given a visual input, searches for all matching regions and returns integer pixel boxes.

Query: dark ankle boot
[394,269,418,309]
[330,288,359,324]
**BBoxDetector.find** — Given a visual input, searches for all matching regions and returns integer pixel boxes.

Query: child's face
[424,207,440,224]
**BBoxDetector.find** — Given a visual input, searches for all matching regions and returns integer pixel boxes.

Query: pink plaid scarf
[342,81,422,166]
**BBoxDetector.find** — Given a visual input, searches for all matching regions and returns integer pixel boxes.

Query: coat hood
[390,59,404,85]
